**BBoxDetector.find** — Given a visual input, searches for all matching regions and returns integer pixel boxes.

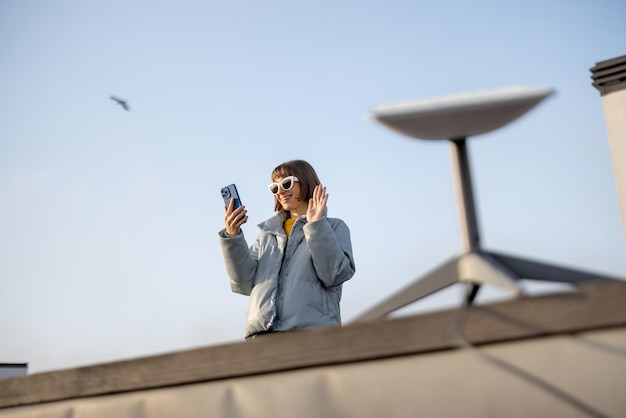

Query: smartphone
[220,184,242,209]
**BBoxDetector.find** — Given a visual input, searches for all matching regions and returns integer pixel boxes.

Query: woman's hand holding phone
[224,198,248,236]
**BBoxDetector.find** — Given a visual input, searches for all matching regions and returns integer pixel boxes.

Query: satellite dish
[368,86,554,140]
[354,86,621,323]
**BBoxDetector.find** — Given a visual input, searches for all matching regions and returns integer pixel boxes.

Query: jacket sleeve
[303,218,356,288]
[218,229,258,295]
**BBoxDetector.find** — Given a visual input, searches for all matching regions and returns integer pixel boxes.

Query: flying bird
[110,95,130,111]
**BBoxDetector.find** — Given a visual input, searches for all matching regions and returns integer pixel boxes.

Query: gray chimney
[591,54,626,242]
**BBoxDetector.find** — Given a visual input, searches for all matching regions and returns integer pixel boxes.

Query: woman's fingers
[232,207,247,223]
[224,203,247,235]
[315,185,328,205]
[317,184,326,200]
[313,184,326,202]
[307,185,328,222]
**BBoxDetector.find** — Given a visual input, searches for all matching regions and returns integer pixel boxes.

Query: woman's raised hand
[307,184,328,223]
[224,198,248,236]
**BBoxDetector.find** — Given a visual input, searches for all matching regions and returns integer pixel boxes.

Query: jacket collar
[258,212,307,235]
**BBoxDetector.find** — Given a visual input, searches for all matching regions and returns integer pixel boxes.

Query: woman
[219,160,355,339]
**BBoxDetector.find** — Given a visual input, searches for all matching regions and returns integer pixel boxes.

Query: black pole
[450,138,481,251]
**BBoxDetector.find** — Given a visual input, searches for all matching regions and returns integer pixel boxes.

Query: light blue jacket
[219,212,355,338]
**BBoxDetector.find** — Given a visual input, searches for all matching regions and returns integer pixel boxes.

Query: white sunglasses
[268,176,299,195]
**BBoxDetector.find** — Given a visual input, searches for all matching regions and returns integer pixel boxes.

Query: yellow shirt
[283,217,296,238]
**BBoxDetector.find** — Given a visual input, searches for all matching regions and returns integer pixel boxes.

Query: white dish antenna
[368,86,554,140]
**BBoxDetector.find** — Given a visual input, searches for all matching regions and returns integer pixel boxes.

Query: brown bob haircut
[271,160,321,215]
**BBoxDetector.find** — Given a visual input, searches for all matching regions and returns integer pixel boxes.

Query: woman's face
[275,176,308,215]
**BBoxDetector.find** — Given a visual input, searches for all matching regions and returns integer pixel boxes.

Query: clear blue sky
[1,0,625,374]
